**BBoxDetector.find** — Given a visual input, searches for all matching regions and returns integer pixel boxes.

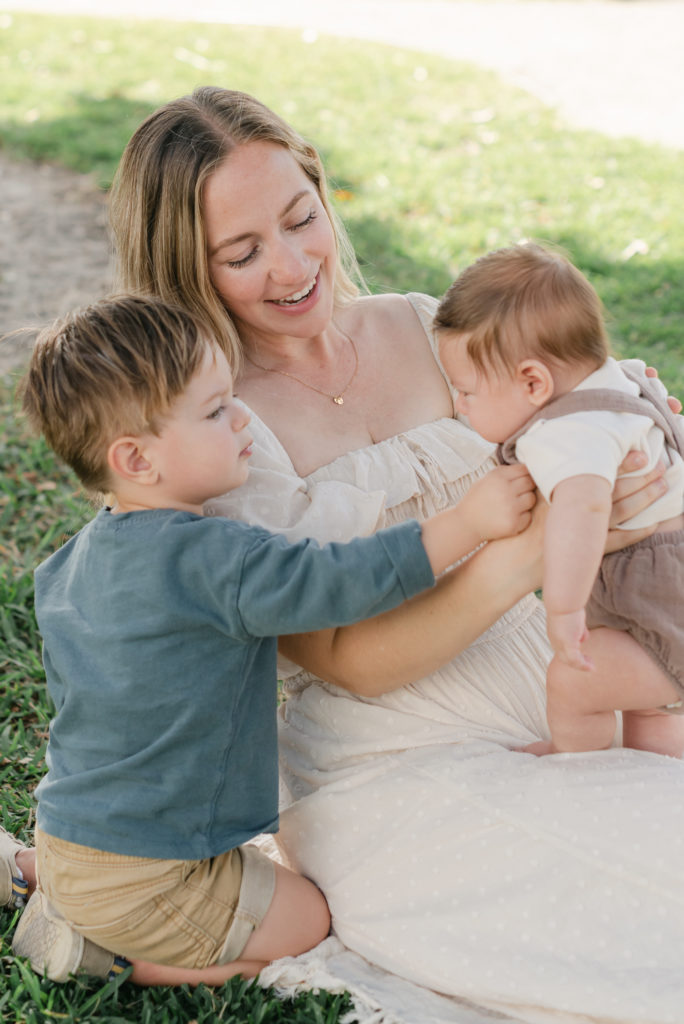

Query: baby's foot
[521,740,556,756]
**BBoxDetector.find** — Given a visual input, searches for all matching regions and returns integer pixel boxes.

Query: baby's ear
[516,359,554,407]
[107,436,158,485]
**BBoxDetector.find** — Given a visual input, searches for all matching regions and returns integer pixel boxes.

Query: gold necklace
[244,332,359,406]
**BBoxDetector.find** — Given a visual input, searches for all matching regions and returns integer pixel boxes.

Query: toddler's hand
[462,465,536,542]
[547,609,593,671]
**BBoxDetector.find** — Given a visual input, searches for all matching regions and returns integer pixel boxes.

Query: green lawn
[1,8,683,1021]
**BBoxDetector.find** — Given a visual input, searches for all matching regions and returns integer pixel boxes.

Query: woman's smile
[268,272,321,314]
[270,273,318,307]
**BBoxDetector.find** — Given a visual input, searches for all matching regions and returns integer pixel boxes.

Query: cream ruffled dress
[207,294,684,1024]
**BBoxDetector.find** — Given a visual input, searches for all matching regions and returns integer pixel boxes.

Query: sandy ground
[2,0,683,379]
[0,157,113,378]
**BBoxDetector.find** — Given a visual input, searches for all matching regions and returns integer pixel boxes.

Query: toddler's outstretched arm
[420,464,536,576]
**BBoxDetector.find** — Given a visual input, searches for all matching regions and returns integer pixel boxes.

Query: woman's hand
[606,363,680,550]
[645,366,682,413]
[606,451,667,552]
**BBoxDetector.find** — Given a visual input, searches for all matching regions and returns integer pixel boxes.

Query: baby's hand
[547,609,594,671]
[463,465,536,542]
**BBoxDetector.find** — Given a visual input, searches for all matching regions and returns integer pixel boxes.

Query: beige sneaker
[12,890,130,982]
[0,826,29,909]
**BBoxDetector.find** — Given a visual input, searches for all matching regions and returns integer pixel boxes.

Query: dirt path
[0,154,112,379]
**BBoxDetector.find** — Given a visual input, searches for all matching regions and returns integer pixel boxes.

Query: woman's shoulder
[343,291,438,336]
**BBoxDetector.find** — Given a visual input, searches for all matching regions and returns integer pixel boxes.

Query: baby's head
[20,295,250,509]
[435,243,611,442]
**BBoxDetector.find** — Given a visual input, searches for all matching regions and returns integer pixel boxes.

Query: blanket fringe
[258,938,403,1024]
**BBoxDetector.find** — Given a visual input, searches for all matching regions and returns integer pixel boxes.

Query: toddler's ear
[516,359,554,407]
[107,436,158,485]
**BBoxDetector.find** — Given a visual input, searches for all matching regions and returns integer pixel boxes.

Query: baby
[435,242,684,758]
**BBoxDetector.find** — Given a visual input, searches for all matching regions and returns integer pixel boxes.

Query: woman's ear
[516,359,555,408]
[107,436,159,486]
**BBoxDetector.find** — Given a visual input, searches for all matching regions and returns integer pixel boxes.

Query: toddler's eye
[207,405,225,420]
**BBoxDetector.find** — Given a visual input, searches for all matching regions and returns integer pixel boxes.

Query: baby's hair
[434,242,610,377]
[19,294,211,493]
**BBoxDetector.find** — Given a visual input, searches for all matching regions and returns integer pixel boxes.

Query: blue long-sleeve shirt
[35,508,434,859]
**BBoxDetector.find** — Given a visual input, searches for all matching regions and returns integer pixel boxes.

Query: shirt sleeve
[516,413,634,502]
[233,519,435,639]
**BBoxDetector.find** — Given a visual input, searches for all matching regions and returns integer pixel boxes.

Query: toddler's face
[439,333,532,443]
[147,344,253,513]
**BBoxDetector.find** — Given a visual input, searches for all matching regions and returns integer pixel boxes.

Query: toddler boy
[13,294,534,985]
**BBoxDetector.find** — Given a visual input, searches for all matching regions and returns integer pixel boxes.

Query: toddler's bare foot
[522,740,556,756]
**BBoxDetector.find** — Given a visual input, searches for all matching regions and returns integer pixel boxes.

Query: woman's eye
[226,247,258,269]
[290,210,317,231]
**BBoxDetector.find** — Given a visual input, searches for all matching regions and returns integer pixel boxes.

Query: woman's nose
[269,236,309,284]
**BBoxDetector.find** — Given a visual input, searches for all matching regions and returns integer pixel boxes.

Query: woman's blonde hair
[20,295,210,493]
[109,86,364,372]
[435,242,610,377]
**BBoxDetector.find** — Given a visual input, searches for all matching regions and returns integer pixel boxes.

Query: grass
[1,7,683,1021]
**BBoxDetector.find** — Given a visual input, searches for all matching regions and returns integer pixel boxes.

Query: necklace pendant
[333,396,344,405]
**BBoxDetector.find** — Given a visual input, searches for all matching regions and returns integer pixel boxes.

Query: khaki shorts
[35,828,276,968]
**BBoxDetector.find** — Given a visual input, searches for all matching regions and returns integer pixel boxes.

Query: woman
[103,87,684,1022]
[13,86,683,1018]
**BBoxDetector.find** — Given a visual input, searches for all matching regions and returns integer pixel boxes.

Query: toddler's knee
[304,881,331,948]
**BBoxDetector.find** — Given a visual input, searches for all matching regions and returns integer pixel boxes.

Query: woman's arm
[279,456,668,695]
[279,504,545,694]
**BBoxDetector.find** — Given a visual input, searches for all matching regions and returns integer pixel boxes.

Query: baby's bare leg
[622,706,684,758]
[131,862,329,987]
[533,627,683,757]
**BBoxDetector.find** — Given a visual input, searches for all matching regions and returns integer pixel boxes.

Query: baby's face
[439,333,532,443]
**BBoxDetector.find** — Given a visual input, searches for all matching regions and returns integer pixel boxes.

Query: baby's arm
[420,464,536,576]
[543,474,612,670]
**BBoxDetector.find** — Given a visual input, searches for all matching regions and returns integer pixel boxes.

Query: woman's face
[204,141,337,345]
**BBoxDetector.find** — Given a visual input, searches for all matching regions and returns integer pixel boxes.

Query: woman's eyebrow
[209,190,312,257]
